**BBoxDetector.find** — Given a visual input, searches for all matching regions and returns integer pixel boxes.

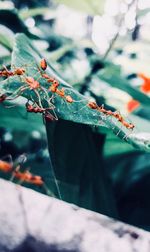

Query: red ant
[56,88,65,97]
[49,81,59,93]
[12,165,54,196]
[112,111,135,130]
[26,101,57,121]
[0,65,26,78]
[0,66,13,77]
[26,101,45,113]
[122,121,135,130]
[13,68,25,76]
[13,167,44,186]
[0,154,26,174]
[87,102,135,131]
[25,76,40,90]
[88,101,99,109]
[65,95,74,103]
[0,159,13,172]
[37,59,72,103]
[40,58,47,71]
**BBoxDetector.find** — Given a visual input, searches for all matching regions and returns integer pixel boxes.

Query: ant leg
[1,154,13,166]
[49,109,58,121]
[33,89,43,108]
[10,165,20,182]
[122,129,133,141]
[40,86,55,108]
[15,154,27,166]
[6,86,28,100]
[116,124,123,137]
[2,65,9,73]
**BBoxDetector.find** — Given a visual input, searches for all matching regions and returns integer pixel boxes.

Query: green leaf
[1,33,150,152]
[54,0,105,15]
[46,119,118,217]
[4,35,124,129]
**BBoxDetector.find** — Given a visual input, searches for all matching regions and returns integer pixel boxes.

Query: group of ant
[0,155,43,186]
[0,59,74,121]
[0,154,55,196]
[0,58,135,131]
[88,101,135,130]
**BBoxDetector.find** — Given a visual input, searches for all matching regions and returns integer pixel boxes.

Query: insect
[98,105,113,115]
[122,121,135,130]
[87,102,135,131]
[26,101,46,113]
[40,58,47,71]
[49,81,59,93]
[113,111,123,121]
[13,67,25,76]
[56,88,65,97]
[88,101,98,109]
[0,66,13,78]
[26,101,57,122]
[65,95,74,103]
[0,160,13,172]
[0,65,26,78]
[25,76,40,90]
[13,168,44,186]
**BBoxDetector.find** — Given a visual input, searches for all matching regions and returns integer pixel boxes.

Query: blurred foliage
[1,0,150,231]
[55,0,105,15]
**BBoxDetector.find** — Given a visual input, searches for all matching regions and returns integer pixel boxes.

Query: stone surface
[0,178,150,252]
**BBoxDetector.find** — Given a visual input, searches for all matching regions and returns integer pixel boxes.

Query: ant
[40,58,47,71]
[26,101,45,113]
[0,159,13,172]
[0,65,26,78]
[0,66,13,77]
[26,101,57,122]
[112,111,135,130]
[13,67,26,76]
[65,95,74,103]
[88,101,99,110]
[49,81,59,93]
[13,167,44,186]
[87,102,135,131]
[35,58,73,104]
[0,154,26,174]
[25,76,40,90]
